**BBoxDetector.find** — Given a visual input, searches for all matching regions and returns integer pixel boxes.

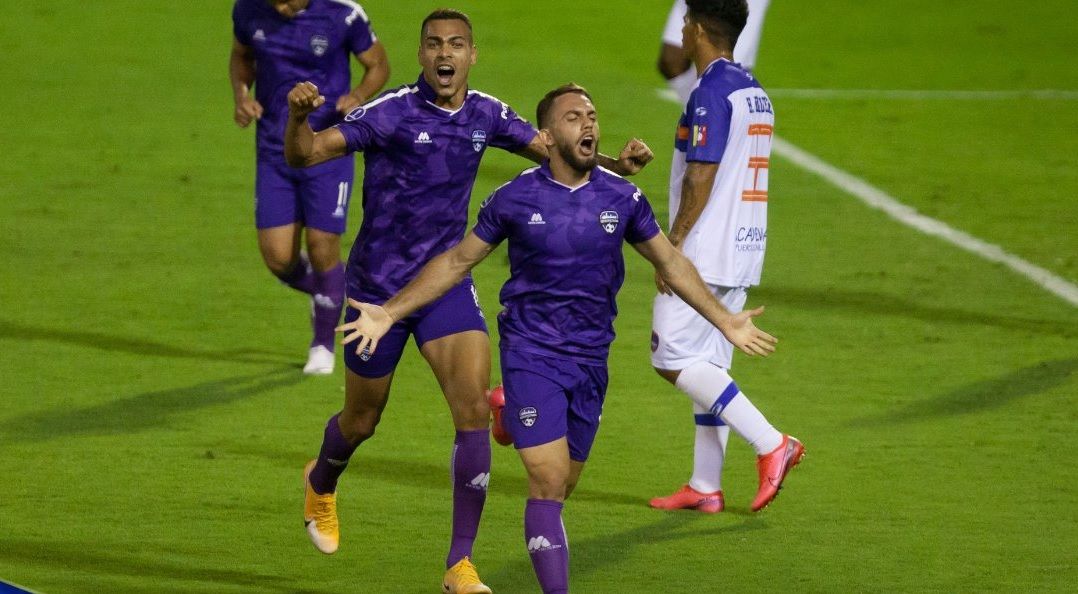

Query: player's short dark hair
[686,0,748,49]
[420,9,473,41]
[535,83,593,129]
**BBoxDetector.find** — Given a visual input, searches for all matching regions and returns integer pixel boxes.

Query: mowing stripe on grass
[656,89,1078,307]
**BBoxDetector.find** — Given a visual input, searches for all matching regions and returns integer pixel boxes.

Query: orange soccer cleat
[649,484,724,513]
[488,385,513,446]
[751,435,805,512]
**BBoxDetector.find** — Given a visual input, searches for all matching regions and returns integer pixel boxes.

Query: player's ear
[538,128,554,147]
[469,44,477,66]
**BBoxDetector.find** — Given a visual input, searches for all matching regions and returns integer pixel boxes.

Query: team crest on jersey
[519,406,538,427]
[599,210,619,234]
[471,129,487,152]
[310,35,329,56]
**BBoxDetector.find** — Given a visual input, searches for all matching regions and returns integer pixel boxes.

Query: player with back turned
[648,0,804,515]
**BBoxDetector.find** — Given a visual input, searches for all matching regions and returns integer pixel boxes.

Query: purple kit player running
[230,0,388,374]
[282,10,653,593]
[339,84,777,594]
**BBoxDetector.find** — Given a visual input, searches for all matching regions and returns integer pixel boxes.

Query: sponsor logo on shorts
[359,345,372,361]
[599,210,619,234]
[310,35,329,57]
[518,406,538,427]
[650,331,659,352]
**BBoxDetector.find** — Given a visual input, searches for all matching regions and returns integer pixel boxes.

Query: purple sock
[309,414,358,494]
[311,263,345,350]
[277,253,316,295]
[525,499,569,594]
[446,429,491,568]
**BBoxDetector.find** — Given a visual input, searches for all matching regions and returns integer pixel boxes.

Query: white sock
[688,403,729,493]
[675,361,783,456]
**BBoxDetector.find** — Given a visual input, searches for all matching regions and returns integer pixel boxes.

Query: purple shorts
[343,277,488,378]
[254,155,354,234]
[500,349,608,462]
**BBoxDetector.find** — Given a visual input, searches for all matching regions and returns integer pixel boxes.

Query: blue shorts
[254,155,354,234]
[500,349,608,462]
[343,278,488,378]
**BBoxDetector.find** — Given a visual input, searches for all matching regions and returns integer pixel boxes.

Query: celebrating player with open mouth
[283,9,653,593]
[337,83,776,594]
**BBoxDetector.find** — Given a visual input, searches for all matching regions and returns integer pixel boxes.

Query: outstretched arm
[337,232,498,355]
[284,82,350,167]
[634,232,777,356]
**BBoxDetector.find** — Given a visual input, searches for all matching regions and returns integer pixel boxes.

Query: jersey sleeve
[625,187,662,244]
[334,97,394,152]
[472,190,508,245]
[343,5,376,55]
[232,1,252,45]
[489,101,538,152]
[684,87,732,164]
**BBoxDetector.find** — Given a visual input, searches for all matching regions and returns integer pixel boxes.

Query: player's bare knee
[306,230,341,271]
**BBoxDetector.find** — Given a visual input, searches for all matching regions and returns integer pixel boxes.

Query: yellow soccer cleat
[303,459,339,554]
[442,556,492,594]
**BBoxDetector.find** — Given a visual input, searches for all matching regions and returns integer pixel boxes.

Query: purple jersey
[232,0,376,160]
[335,76,537,299]
[473,163,662,364]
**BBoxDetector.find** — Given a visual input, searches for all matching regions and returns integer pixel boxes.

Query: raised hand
[616,137,654,175]
[287,81,326,120]
[717,306,778,357]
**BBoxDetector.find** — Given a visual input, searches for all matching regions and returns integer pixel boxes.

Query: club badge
[599,210,619,234]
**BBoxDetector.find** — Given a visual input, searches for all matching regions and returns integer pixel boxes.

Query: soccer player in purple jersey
[337,84,777,594]
[230,0,389,375]
[282,9,653,593]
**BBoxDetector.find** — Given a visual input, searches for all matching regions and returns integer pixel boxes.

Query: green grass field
[2,1,1076,592]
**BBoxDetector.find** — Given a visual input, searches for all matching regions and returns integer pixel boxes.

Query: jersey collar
[537,161,595,192]
[415,74,468,114]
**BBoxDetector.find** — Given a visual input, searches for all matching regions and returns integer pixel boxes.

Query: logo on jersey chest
[310,35,329,56]
[471,129,487,152]
[599,210,619,234]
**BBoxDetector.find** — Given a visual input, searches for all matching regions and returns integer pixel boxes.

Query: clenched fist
[287,81,326,120]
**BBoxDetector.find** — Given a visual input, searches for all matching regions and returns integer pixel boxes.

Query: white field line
[656,89,1078,307]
